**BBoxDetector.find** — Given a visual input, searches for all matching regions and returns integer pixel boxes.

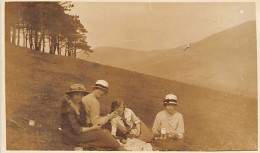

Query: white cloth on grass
[123,138,153,151]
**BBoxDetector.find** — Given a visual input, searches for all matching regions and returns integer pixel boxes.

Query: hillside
[79,21,257,98]
[5,43,257,151]
[79,47,150,68]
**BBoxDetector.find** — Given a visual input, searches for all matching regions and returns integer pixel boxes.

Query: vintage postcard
[1,0,259,152]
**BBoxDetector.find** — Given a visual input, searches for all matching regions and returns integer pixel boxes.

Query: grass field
[5,43,257,151]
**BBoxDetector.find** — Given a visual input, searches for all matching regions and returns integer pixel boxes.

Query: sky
[69,2,256,51]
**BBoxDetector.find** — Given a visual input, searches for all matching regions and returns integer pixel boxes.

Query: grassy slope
[80,21,257,98]
[6,43,257,150]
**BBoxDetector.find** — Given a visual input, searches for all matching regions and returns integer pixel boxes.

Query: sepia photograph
[2,0,259,152]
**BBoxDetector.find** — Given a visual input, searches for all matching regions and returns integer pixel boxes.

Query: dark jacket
[60,95,89,135]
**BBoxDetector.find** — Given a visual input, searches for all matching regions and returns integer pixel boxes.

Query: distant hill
[79,21,257,98]
[6,43,257,151]
[79,47,150,68]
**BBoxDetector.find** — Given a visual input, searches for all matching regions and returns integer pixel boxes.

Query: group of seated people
[60,80,184,151]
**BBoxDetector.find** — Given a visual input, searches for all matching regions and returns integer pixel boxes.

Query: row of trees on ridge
[5,2,93,57]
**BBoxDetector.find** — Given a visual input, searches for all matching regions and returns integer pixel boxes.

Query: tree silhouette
[5,2,92,57]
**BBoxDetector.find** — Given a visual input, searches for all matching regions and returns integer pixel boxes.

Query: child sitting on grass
[110,98,153,142]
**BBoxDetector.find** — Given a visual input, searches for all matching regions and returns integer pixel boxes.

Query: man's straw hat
[93,80,109,91]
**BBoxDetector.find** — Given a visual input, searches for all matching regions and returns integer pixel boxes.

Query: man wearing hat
[82,80,118,127]
[152,94,185,150]
[60,84,121,150]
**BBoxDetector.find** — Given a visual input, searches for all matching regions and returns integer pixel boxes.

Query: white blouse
[110,108,141,136]
[152,110,184,139]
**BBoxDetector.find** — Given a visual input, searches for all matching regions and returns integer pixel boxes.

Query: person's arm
[135,122,141,136]
[111,121,125,142]
[130,110,141,136]
[152,114,160,136]
[67,109,84,135]
[93,112,118,125]
[175,114,184,139]
[87,99,117,125]
[66,106,101,134]
[61,96,83,135]
[130,109,141,125]
[110,119,118,136]
[81,124,101,132]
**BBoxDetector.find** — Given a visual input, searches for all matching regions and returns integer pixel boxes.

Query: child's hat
[163,94,178,105]
[93,80,109,91]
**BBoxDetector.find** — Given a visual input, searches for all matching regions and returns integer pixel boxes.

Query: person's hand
[92,124,101,130]
[126,133,136,138]
[121,139,127,144]
[172,134,179,140]
[135,130,141,137]
[108,111,118,119]
[153,133,161,138]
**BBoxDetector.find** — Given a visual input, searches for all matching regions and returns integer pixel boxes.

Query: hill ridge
[92,20,256,53]
[79,20,257,98]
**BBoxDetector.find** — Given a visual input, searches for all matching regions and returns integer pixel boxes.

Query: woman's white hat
[93,80,109,91]
[163,94,178,105]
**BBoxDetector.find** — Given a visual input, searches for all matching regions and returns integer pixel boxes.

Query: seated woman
[60,84,122,150]
[152,94,185,151]
[110,98,153,142]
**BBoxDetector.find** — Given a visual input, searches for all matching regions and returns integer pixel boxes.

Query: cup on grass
[161,128,167,139]
[29,120,35,126]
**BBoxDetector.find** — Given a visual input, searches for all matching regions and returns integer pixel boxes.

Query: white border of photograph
[1,0,259,153]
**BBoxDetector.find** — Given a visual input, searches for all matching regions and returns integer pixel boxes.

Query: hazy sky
[69,2,255,51]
